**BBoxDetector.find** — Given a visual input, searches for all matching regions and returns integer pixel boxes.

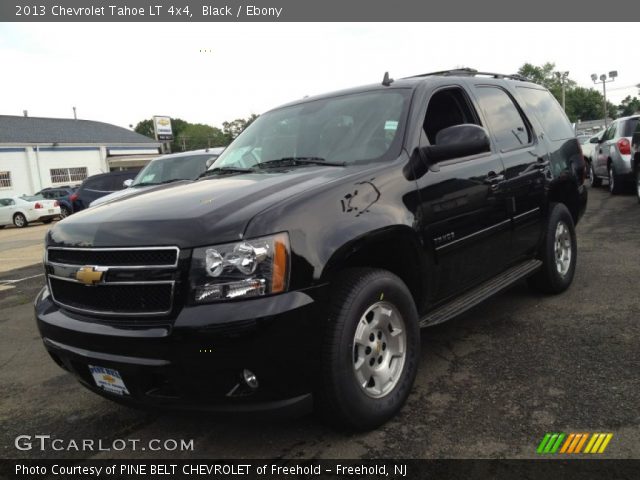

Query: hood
[89,184,168,207]
[48,166,351,249]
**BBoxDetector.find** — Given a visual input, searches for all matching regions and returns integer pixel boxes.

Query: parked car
[630,122,640,203]
[90,148,224,208]
[0,195,60,228]
[582,129,605,184]
[589,116,639,193]
[35,186,78,218]
[70,170,140,212]
[36,69,587,430]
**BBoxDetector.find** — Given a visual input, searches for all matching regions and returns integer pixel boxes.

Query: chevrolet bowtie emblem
[75,266,106,285]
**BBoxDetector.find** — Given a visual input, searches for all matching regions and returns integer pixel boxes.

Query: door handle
[484,172,505,185]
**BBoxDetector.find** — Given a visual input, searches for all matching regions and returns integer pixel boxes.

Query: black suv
[36,69,587,430]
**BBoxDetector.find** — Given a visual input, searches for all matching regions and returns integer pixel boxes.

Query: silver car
[589,116,639,194]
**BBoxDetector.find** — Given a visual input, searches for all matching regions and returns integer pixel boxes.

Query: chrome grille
[45,246,180,319]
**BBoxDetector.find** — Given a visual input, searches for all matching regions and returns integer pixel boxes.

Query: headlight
[190,232,290,303]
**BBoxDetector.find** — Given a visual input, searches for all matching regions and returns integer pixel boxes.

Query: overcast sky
[1,23,639,130]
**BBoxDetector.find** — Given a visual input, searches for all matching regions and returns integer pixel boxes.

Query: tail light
[617,138,631,155]
[34,202,43,209]
[53,200,59,207]
[70,193,78,202]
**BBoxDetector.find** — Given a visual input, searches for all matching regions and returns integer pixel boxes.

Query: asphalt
[0,186,639,460]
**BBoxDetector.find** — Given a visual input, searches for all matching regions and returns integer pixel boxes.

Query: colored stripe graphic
[538,433,613,454]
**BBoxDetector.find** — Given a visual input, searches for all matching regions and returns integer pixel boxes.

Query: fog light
[243,369,259,389]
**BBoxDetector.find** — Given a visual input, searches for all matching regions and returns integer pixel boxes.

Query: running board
[419,259,543,328]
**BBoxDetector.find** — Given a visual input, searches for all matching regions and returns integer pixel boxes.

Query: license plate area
[89,365,130,396]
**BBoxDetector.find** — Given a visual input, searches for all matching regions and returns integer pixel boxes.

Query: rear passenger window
[475,87,531,151]
[516,87,575,141]
[621,118,639,137]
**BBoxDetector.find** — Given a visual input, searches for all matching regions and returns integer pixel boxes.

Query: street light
[555,71,570,111]
[591,70,617,127]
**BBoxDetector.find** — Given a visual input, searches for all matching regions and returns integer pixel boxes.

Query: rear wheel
[60,205,71,218]
[13,213,27,228]
[589,163,602,187]
[528,203,577,294]
[609,164,622,194]
[316,268,419,431]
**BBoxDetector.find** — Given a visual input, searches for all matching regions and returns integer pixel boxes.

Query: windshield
[133,154,219,186]
[210,89,410,170]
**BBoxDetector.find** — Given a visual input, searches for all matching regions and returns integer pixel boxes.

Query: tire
[608,164,622,194]
[589,163,602,187]
[316,268,420,431]
[528,203,577,294]
[60,206,71,218]
[13,213,28,228]
[0,225,5,229]
[635,169,640,204]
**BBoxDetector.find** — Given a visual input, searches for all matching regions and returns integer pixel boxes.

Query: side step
[419,259,542,328]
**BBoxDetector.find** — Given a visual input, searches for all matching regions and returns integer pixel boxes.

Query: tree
[133,119,154,139]
[618,95,640,117]
[222,114,259,143]
[175,123,226,151]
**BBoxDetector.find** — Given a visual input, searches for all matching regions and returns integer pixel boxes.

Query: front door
[413,86,510,301]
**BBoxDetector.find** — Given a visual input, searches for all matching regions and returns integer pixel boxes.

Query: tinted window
[516,87,574,141]
[621,118,639,137]
[475,87,530,151]
[82,176,110,191]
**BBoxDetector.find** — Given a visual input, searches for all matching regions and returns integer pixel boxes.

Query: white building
[0,115,161,197]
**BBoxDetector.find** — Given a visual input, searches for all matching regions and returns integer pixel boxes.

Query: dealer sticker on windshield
[89,365,130,396]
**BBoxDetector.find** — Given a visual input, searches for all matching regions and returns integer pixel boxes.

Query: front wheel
[316,268,420,431]
[528,203,577,294]
[13,213,27,228]
[589,163,602,187]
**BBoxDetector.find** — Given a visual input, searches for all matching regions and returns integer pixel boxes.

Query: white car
[0,195,61,228]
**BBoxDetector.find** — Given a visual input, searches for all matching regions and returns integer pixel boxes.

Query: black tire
[42,219,53,224]
[635,169,640,204]
[60,206,71,218]
[608,164,622,194]
[589,162,602,187]
[0,225,5,229]
[13,213,28,228]
[528,203,577,294]
[316,268,420,431]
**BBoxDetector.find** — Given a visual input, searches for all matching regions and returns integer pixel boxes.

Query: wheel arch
[320,226,429,313]
[548,178,581,225]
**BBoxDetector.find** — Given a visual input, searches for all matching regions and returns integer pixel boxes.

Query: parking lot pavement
[1,186,639,460]
[0,223,52,273]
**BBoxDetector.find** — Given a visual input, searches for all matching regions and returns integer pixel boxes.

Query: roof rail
[409,68,529,82]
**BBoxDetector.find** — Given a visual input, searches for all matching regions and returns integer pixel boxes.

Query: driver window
[422,87,480,146]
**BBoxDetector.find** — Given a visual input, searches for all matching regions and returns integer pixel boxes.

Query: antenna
[382,71,394,87]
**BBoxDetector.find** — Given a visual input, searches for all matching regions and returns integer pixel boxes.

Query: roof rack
[409,68,529,82]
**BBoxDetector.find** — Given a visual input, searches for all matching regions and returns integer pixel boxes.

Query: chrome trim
[435,219,511,252]
[46,246,180,268]
[513,207,541,222]
[48,274,175,287]
[47,276,175,317]
[48,261,173,271]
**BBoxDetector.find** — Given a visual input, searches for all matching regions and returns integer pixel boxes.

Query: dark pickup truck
[36,69,587,430]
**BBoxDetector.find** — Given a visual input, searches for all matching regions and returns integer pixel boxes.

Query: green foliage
[618,95,640,117]
[133,115,259,152]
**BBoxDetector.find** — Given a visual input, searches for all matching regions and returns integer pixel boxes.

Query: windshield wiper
[198,167,255,179]
[257,157,346,168]
[133,178,186,187]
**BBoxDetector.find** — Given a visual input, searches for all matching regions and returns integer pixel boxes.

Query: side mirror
[422,124,491,163]
[123,179,133,188]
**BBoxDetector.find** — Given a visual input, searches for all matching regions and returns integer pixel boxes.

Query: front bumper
[35,284,327,412]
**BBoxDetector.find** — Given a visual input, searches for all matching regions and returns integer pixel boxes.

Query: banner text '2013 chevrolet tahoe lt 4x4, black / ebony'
[36,68,587,430]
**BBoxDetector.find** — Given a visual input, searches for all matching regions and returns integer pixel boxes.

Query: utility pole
[591,71,617,127]
[555,71,569,110]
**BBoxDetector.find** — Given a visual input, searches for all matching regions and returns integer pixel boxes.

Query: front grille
[47,247,178,267]
[49,278,173,315]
